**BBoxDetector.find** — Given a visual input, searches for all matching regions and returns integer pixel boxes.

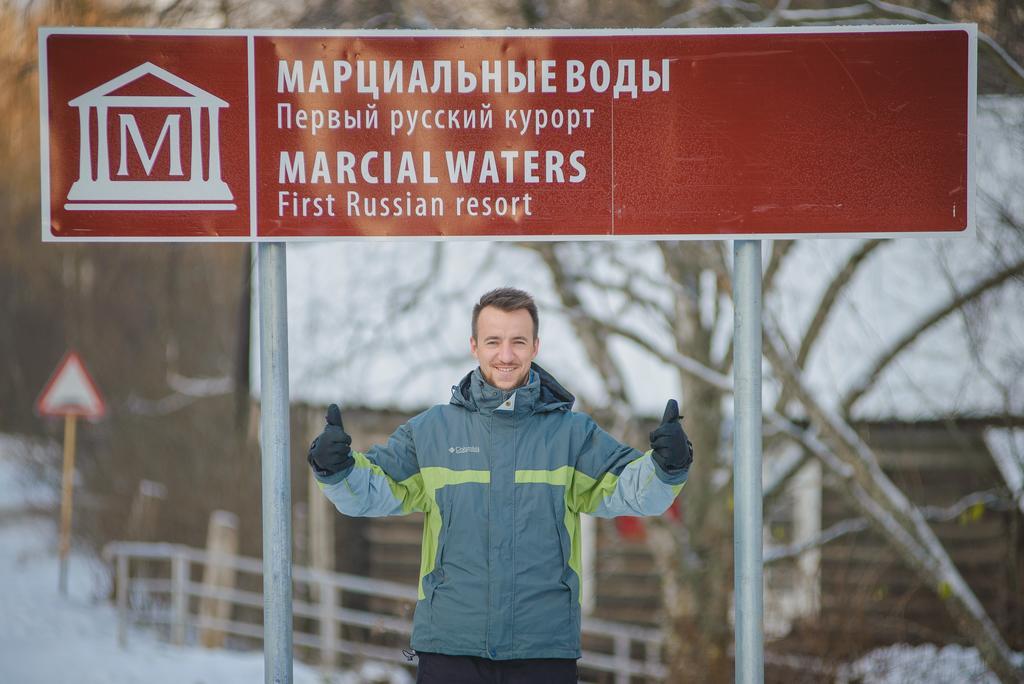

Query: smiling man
[470,294,539,390]
[308,287,694,684]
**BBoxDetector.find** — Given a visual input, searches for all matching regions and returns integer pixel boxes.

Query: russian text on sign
[276,58,672,99]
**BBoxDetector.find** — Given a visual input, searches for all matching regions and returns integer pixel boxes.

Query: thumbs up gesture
[308,404,354,478]
[649,399,694,475]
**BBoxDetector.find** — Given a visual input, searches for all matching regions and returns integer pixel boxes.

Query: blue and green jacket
[315,363,687,660]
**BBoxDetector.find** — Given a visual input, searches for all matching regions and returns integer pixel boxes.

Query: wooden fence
[103,541,666,683]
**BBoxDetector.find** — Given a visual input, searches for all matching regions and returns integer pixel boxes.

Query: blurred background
[2,1,1023,682]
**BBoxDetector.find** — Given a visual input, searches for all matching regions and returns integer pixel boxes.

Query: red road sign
[36,351,107,419]
[40,26,975,241]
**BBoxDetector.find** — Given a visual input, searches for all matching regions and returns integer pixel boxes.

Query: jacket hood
[450,362,575,414]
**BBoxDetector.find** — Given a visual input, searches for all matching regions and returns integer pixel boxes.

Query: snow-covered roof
[258,96,1024,422]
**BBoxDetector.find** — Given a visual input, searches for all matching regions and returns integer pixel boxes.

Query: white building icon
[65,62,236,211]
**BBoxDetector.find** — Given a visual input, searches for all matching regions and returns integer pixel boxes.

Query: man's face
[470,306,540,390]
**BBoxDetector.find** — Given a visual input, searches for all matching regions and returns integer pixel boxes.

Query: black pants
[415,652,578,684]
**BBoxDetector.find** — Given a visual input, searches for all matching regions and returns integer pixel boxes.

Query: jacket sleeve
[567,415,687,517]
[314,422,429,516]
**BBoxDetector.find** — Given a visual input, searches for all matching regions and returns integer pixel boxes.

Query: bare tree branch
[524,243,636,432]
[797,240,884,370]
[764,320,1022,682]
[767,240,886,419]
[982,428,1024,515]
[977,33,1024,86]
[659,0,762,28]
[776,3,872,22]
[752,0,791,26]
[156,0,188,24]
[552,257,674,325]
[562,308,732,392]
[919,489,1010,521]
[935,248,1017,419]
[766,488,1010,564]
[763,446,809,500]
[864,0,1024,85]
[841,258,1024,416]
[765,517,869,564]
[763,240,795,296]
[747,0,1024,87]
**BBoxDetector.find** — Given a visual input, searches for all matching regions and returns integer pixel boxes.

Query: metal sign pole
[733,240,764,684]
[258,242,294,684]
[58,413,78,595]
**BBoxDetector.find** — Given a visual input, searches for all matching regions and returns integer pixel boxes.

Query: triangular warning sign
[35,351,106,419]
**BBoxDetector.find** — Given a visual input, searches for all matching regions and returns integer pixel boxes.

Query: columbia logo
[449,446,481,454]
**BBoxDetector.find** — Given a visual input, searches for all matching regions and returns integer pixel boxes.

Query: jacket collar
[451,362,574,415]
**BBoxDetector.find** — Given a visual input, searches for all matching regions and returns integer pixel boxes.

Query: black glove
[308,404,354,478]
[649,399,694,474]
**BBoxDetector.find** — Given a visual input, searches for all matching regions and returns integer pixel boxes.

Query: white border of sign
[39,24,977,243]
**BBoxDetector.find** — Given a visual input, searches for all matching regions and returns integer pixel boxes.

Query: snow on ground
[0,444,412,684]
[837,643,1003,684]
[0,433,59,514]
[1,438,1015,683]
[1,520,1011,684]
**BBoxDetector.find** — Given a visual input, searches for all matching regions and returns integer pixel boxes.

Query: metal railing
[104,541,666,683]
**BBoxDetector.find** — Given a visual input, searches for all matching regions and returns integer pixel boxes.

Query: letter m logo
[65,61,235,211]
[117,114,184,176]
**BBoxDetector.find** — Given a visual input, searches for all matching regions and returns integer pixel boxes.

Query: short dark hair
[472,288,539,340]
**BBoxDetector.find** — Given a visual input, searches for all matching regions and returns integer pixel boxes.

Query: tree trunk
[660,375,733,681]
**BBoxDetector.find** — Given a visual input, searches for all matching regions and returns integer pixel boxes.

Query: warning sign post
[36,350,106,595]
